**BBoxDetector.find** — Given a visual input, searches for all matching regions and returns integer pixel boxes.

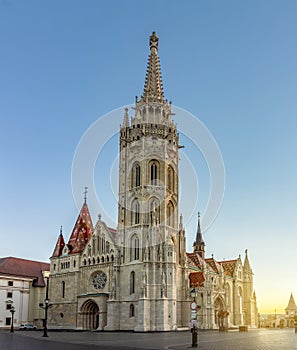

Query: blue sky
[1,0,297,313]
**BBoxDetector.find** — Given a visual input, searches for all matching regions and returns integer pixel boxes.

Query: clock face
[92,272,107,289]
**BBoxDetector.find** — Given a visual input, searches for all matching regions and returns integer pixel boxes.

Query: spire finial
[197,212,201,235]
[149,31,159,52]
[84,187,88,204]
[60,225,63,235]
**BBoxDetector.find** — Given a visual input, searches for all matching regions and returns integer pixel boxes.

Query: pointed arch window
[131,199,140,225]
[151,162,158,185]
[135,202,140,224]
[167,165,175,192]
[135,164,141,187]
[130,271,135,294]
[130,235,140,261]
[167,201,174,227]
[131,163,141,188]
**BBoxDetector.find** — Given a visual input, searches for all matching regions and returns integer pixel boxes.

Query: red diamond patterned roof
[189,271,205,287]
[219,259,238,277]
[186,252,204,269]
[67,203,93,254]
[205,258,222,273]
[51,233,65,258]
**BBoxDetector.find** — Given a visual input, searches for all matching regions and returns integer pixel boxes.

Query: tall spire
[196,212,203,243]
[193,212,205,258]
[140,32,164,103]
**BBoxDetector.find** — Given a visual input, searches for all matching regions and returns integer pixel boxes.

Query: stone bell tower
[106,32,188,332]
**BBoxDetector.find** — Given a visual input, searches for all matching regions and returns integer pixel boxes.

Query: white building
[0,257,50,329]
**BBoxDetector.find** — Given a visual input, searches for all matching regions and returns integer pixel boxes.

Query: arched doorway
[81,299,99,330]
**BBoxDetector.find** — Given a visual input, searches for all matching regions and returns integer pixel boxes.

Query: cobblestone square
[1,328,297,350]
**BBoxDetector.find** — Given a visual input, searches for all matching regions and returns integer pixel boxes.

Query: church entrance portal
[214,296,224,328]
[81,299,99,330]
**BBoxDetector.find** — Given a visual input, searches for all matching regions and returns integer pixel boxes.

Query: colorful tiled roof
[67,203,93,254]
[51,231,65,258]
[189,271,205,287]
[219,259,238,277]
[205,258,221,274]
[0,257,50,287]
[186,252,204,269]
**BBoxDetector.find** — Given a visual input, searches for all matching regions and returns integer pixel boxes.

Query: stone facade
[48,32,258,331]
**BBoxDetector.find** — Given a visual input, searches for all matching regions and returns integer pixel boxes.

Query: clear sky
[1,0,296,314]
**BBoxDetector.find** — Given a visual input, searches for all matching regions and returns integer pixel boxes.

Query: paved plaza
[1,328,297,350]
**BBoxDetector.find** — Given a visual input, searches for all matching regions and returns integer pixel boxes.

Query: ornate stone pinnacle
[149,31,159,52]
[140,32,164,103]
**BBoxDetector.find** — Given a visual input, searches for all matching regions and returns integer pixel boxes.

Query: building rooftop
[0,256,50,287]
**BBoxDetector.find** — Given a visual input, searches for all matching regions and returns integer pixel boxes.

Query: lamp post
[190,287,198,348]
[10,306,15,333]
[39,273,51,337]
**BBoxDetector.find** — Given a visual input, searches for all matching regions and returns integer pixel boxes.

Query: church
[48,32,258,331]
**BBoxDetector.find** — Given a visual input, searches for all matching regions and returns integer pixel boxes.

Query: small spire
[179,214,183,230]
[60,225,63,236]
[122,108,129,127]
[244,249,252,271]
[84,187,88,204]
[51,226,65,257]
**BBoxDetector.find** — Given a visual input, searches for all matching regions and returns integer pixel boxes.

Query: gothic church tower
[105,32,188,332]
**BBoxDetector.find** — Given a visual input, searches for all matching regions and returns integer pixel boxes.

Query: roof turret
[51,226,65,258]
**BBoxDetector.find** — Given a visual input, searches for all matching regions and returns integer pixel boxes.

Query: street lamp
[39,273,51,337]
[190,288,198,300]
[10,306,15,333]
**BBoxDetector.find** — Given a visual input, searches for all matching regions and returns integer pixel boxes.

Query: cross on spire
[84,187,88,204]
